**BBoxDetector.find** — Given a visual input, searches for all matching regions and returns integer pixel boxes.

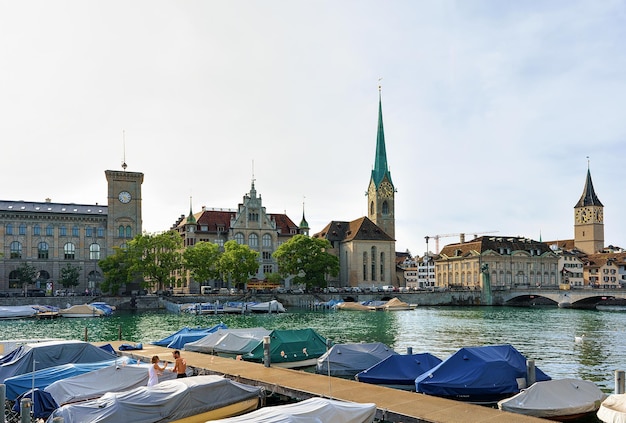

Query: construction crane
[426,231,499,254]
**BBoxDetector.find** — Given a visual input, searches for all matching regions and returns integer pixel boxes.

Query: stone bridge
[497,288,626,307]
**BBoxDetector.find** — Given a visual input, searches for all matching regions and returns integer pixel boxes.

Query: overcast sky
[2,1,625,256]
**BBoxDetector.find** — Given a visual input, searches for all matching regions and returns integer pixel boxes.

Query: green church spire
[371,88,393,187]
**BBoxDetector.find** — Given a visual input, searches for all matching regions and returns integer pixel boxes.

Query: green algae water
[2,306,625,392]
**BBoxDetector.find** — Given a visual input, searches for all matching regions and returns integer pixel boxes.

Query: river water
[2,305,625,392]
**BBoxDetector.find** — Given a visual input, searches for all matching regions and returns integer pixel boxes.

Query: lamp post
[424,236,430,289]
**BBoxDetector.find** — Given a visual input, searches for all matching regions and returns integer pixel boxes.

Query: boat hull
[170,397,259,423]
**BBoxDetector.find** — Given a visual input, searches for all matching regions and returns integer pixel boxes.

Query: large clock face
[379,182,394,199]
[575,207,593,224]
[118,191,131,204]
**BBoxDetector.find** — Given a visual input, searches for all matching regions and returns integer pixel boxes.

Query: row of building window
[6,224,106,238]
[362,248,385,282]
[233,233,273,248]
[9,241,101,260]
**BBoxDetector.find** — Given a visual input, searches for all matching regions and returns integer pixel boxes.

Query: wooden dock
[103,340,545,423]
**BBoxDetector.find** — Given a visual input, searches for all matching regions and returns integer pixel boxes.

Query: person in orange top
[172,350,187,378]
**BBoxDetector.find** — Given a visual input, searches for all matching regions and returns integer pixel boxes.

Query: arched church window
[234,233,244,245]
[382,201,389,215]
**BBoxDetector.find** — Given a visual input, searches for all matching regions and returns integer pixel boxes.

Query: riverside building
[0,166,143,295]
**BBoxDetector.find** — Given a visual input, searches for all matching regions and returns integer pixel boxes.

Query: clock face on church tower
[379,182,394,199]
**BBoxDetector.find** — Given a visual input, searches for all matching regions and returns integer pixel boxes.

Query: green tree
[183,241,221,285]
[99,247,131,295]
[219,240,259,287]
[15,262,37,294]
[273,234,339,289]
[265,272,282,285]
[127,231,184,292]
[59,263,82,290]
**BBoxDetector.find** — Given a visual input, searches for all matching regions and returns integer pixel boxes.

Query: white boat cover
[0,305,38,319]
[205,397,376,423]
[498,378,606,419]
[45,361,177,405]
[0,340,116,382]
[316,342,397,377]
[48,375,263,423]
[249,300,286,313]
[185,327,271,354]
[598,393,626,423]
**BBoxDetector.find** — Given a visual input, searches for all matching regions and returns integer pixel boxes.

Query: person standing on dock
[148,355,168,386]
[172,350,187,378]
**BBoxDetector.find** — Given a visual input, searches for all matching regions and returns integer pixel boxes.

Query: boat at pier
[242,328,329,368]
[0,305,38,319]
[48,375,264,423]
[151,323,228,349]
[184,327,271,356]
[498,378,605,421]
[355,353,442,390]
[59,304,106,318]
[316,342,397,378]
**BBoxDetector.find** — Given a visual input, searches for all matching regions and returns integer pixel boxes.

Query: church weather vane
[122,130,128,170]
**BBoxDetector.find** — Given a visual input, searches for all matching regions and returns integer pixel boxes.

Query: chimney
[460,233,465,243]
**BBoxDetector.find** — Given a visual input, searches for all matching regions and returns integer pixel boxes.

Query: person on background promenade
[148,355,168,387]
[172,350,187,378]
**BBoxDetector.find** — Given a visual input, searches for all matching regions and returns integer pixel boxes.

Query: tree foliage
[219,240,259,286]
[273,235,339,289]
[127,231,184,291]
[183,241,221,283]
[59,263,82,289]
[99,247,131,295]
[15,262,37,292]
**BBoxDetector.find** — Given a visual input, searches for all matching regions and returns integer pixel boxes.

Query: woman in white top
[147,355,168,387]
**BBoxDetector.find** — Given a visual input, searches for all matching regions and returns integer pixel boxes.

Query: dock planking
[101,340,545,423]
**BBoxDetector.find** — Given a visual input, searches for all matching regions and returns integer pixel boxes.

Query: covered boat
[4,356,135,400]
[0,340,117,381]
[355,353,442,390]
[415,344,551,404]
[48,375,263,423]
[184,327,271,356]
[498,378,605,421]
[45,361,177,405]
[151,323,228,349]
[335,301,372,311]
[249,300,285,313]
[206,397,376,423]
[59,304,106,318]
[597,393,626,423]
[316,342,397,378]
[243,329,330,368]
[380,297,417,311]
[0,305,38,319]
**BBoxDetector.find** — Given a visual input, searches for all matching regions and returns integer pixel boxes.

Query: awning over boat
[316,342,397,377]
[184,327,271,355]
[244,329,329,365]
[151,323,228,349]
[206,397,376,423]
[0,340,117,382]
[356,353,442,387]
[415,344,551,402]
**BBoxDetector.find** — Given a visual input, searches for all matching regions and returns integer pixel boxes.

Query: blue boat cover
[13,388,58,419]
[3,356,135,400]
[99,343,116,355]
[356,353,442,387]
[151,323,228,348]
[414,344,551,403]
[244,329,330,365]
[0,340,117,383]
[316,342,397,378]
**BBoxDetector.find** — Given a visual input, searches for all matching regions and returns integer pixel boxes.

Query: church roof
[312,216,394,242]
[575,169,603,207]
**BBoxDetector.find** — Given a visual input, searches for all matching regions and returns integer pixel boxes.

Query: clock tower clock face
[379,182,394,199]
[118,191,131,204]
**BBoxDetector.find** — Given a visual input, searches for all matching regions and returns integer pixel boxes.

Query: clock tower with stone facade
[367,88,396,240]
[574,166,604,254]
[106,166,144,252]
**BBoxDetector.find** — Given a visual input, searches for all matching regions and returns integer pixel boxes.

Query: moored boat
[205,397,376,423]
[152,323,228,349]
[415,344,551,404]
[355,353,442,390]
[248,300,285,313]
[598,393,626,423]
[316,342,397,378]
[48,375,264,423]
[498,378,606,421]
[184,327,271,356]
[242,328,329,368]
[59,304,105,318]
[379,297,417,311]
[0,305,38,320]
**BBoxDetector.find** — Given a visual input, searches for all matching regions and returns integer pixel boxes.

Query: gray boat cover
[0,340,117,382]
[498,378,605,419]
[316,342,397,377]
[45,361,177,405]
[48,375,263,423]
[207,397,376,423]
[184,327,271,355]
